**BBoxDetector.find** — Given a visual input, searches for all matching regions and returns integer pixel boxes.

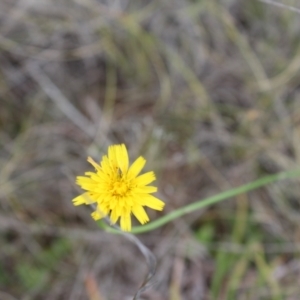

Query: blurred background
[1,0,300,299]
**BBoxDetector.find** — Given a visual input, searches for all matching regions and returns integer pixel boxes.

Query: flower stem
[100,169,300,234]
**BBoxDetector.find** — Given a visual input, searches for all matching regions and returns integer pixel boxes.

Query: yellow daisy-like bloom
[72,144,165,231]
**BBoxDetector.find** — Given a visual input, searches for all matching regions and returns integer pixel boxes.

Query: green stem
[100,169,300,234]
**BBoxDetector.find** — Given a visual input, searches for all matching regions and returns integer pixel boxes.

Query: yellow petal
[76,176,95,184]
[127,156,146,179]
[76,177,99,190]
[120,208,131,231]
[87,156,101,171]
[85,171,108,182]
[110,208,120,224]
[91,204,109,220]
[134,186,157,194]
[134,171,156,186]
[100,155,110,172]
[91,211,104,220]
[132,205,149,225]
[108,145,118,168]
[115,202,123,217]
[72,192,96,206]
[116,144,129,174]
[140,194,165,211]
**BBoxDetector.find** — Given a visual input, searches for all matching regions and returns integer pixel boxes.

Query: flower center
[112,180,129,196]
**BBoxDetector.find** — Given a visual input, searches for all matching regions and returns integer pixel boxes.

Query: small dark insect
[117,167,123,176]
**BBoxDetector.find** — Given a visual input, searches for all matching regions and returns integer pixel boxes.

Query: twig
[92,204,157,300]
[259,0,300,14]
[25,62,95,136]
[25,62,111,146]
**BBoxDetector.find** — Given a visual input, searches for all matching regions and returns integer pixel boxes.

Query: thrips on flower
[72,144,165,231]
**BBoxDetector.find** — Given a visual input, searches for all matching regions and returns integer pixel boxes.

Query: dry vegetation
[1,0,300,299]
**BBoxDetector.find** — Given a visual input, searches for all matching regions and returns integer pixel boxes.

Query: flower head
[72,144,165,231]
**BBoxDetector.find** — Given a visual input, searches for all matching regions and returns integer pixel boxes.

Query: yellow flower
[72,144,165,231]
